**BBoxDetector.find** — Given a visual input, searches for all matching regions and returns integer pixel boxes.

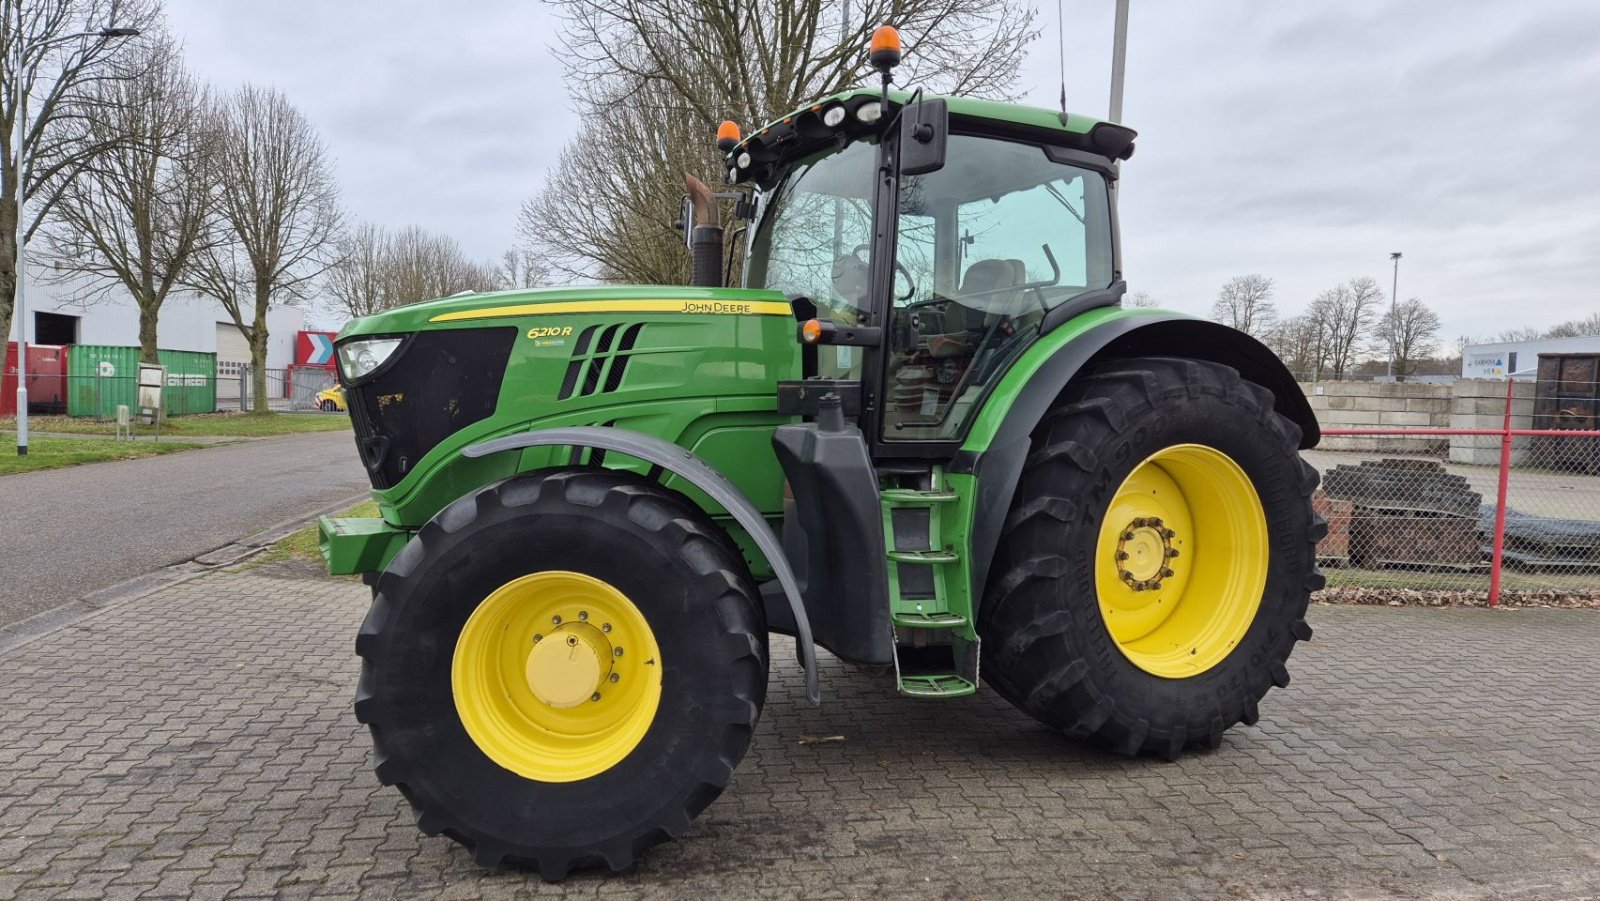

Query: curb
[0,491,370,657]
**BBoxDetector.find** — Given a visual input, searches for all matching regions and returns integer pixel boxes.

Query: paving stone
[2,573,1600,898]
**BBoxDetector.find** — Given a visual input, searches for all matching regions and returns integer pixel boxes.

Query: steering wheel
[844,244,917,301]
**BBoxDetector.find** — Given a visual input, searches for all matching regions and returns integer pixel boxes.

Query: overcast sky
[163,0,1600,342]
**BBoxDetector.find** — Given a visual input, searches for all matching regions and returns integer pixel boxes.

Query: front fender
[463,426,820,704]
[952,308,1318,606]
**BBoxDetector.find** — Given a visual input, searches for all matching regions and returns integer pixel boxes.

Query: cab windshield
[745,132,1116,440]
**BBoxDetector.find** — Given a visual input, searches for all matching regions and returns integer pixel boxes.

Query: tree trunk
[0,196,17,352]
[250,290,271,414]
[138,303,160,364]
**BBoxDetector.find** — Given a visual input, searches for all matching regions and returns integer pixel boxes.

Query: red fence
[1317,379,1600,605]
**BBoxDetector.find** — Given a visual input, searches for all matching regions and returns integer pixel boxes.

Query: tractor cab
[724,85,1136,455]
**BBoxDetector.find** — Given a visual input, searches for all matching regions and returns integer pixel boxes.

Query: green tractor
[322,27,1323,880]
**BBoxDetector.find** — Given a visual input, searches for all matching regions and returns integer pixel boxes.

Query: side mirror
[898,97,948,176]
[676,194,694,248]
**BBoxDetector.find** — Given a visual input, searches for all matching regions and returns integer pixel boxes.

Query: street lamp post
[10,23,139,455]
[1385,251,1402,379]
[1109,0,1130,123]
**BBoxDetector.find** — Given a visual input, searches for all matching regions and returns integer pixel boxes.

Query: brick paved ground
[2,570,1598,900]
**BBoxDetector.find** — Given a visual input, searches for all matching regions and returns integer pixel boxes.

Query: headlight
[855,101,882,123]
[736,151,752,169]
[822,105,847,127]
[338,337,403,381]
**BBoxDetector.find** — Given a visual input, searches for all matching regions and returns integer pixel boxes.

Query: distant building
[1461,336,1600,380]
[15,271,306,375]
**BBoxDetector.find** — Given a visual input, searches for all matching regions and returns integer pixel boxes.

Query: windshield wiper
[1043,182,1085,225]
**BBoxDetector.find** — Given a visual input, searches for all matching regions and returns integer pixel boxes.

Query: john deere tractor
[322,26,1323,880]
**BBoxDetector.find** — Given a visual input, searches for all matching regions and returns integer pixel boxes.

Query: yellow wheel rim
[452,571,663,782]
[1094,444,1268,678]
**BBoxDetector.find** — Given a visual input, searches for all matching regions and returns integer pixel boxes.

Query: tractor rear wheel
[355,469,767,879]
[979,357,1323,759]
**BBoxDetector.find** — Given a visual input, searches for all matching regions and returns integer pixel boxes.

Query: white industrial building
[1461,336,1600,380]
[13,270,307,388]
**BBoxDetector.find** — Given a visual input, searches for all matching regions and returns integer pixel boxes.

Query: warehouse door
[216,323,250,406]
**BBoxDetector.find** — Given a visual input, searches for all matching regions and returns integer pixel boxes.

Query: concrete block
[1406,397,1450,414]
[1322,410,1384,426]
[1352,396,1404,412]
[1379,411,1434,427]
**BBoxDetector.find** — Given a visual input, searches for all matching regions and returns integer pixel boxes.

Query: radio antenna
[1057,0,1067,119]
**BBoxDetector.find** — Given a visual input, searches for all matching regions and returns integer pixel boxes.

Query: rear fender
[463,426,820,704]
[951,310,1318,606]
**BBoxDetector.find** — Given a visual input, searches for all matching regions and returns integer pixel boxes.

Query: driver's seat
[949,258,1026,331]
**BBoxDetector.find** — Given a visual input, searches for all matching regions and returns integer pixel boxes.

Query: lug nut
[1161,529,1176,539]
[614,647,624,657]
[1166,548,1180,558]
[1132,582,1146,592]
[1162,568,1175,578]
[602,623,612,633]
[1115,551,1129,561]
[1149,581,1162,590]
[591,692,602,702]
[609,673,620,683]
[552,615,562,624]
[533,633,543,643]
[566,635,579,647]
[1122,572,1136,582]
[1122,531,1135,541]
[1149,517,1163,527]
[578,611,588,621]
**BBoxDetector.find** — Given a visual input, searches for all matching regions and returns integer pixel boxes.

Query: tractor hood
[336,284,792,341]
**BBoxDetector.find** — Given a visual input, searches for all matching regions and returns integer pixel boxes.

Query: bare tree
[552,0,1037,128]
[1210,274,1276,337]
[521,0,1037,285]
[325,222,502,321]
[0,0,158,352]
[495,246,548,291]
[1543,312,1600,338]
[382,225,496,306]
[324,221,386,319]
[1265,314,1328,381]
[1125,290,1157,308]
[519,77,709,285]
[186,85,341,413]
[1377,297,1441,381]
[1492,326,1543,343]
[44,35,212,363]
[1309,276,1384,379]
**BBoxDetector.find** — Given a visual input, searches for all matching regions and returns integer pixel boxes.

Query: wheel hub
[525,624,613,709]
[1114,517,1178,590]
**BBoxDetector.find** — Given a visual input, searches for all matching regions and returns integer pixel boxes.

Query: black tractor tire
[979,357,1324,759]
[354,468,768,879]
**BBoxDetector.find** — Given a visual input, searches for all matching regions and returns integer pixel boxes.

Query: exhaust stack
[685,174,723,288]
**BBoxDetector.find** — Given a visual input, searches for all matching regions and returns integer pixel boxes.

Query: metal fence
[1312,379,1600,605]
[217,367,340,414]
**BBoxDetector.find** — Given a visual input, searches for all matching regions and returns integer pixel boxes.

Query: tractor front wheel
[354,469,767,879]
[980,357,1324,758]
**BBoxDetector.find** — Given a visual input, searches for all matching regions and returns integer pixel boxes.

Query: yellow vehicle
[316,384,346,412]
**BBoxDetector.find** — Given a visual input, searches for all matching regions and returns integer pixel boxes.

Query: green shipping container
[66,346,217,418]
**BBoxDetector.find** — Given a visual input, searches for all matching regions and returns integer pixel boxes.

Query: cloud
[1021,0,1600,339]
[164,0,1599,341]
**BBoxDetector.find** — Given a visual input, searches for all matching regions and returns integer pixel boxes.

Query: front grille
[557,324,645,400]
[346,327,517,489]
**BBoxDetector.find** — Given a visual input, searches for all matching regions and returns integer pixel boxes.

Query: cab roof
[724,87,1136,185]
